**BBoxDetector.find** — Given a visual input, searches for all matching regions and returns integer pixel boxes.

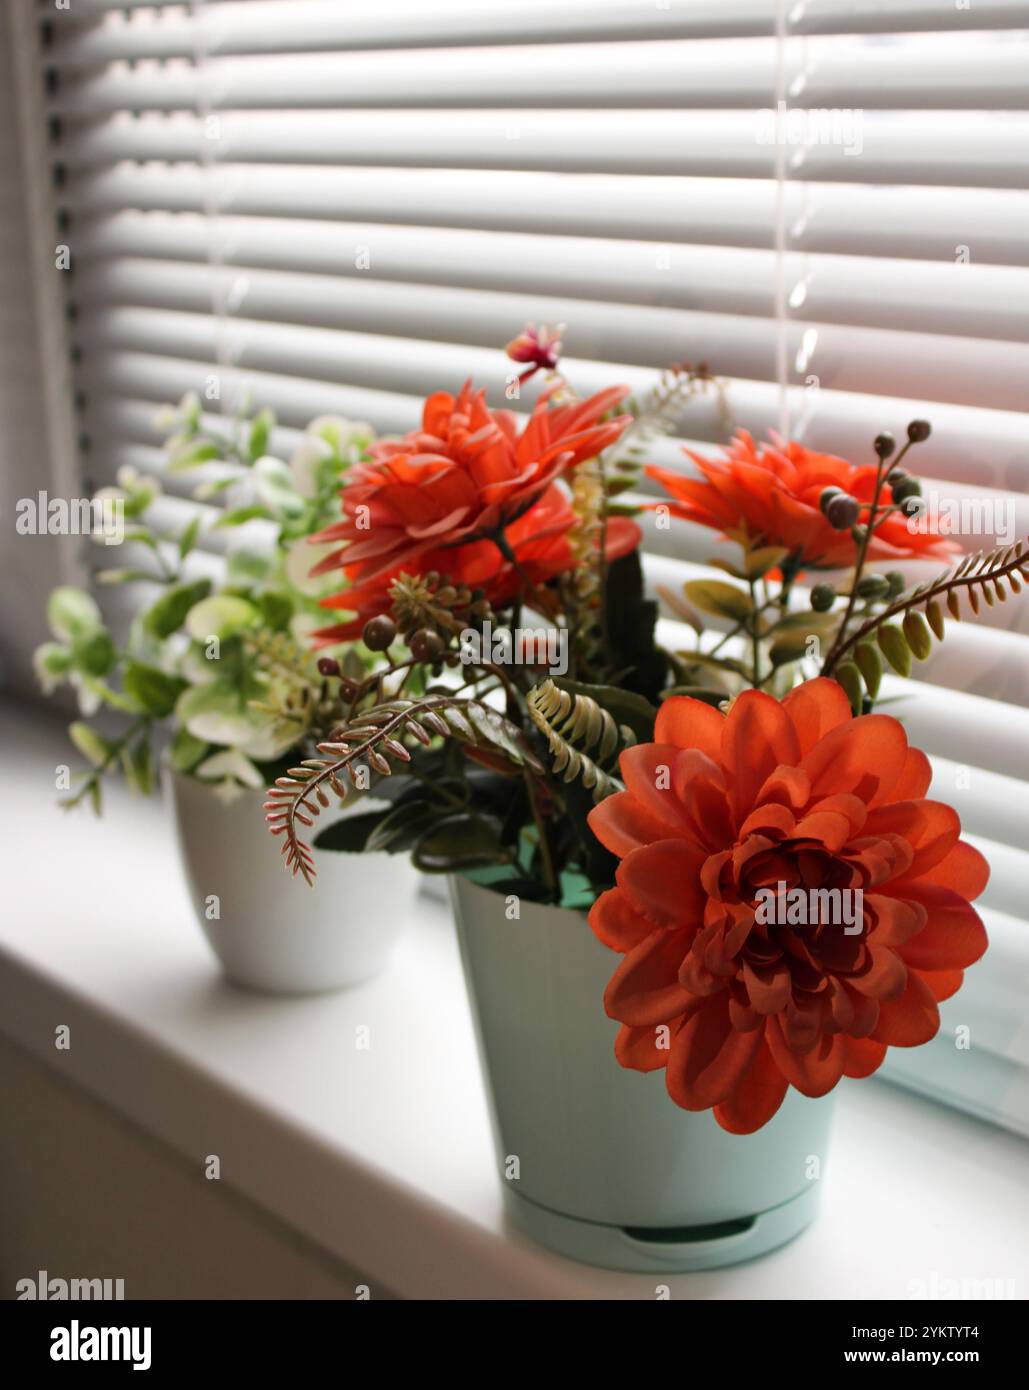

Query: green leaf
[925,599,946,642]
[744,546,789,580]
[706,557,746,580]
[78,674,140,714]
[122,662,188,717]
[770,609,839,633]
[877,623,912,677]
[226,549,273,586]
[365,800,439,854]
[142,578,212,639]
[167,441,223,473]
[256,591,294,631]
[69,721,110,767]
[175,680,268,748]
[184,594,261,642]
[836,663,864,716]
[47,587,103,642]
[313,810,392,854]
[903,611,933,661]
[247,408,276,463]
[253,456,305,519]
[127,737,154,795]
[769,628,820,667]
[854,642,883,700]
[683,579,753,622]
[168,727,209,774]
[213,505,272,529]
[676,650,751,680]
[71,628,117,678]
[34,641,74,692]
[178,516,201,559]
[412,814,505,873]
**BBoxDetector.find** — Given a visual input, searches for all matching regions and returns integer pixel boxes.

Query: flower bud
[891,476,922,504]
[362,614,397,651]
[810,583,836,612]
[825,493,861,530]
[409,628,445,662]
[317,656,340,677]
[856,574,890,600]
[886,571,906,599]
[819,486,844,515]
[907,419,932,443]
[874,432,896,460]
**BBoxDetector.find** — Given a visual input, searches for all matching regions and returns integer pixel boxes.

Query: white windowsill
[2,700,1027,1300]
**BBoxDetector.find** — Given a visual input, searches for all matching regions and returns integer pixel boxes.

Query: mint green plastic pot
[449,875,834,1273]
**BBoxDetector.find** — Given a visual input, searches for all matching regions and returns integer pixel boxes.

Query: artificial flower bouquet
[35,395,373,805]
[261,325,1025,1142]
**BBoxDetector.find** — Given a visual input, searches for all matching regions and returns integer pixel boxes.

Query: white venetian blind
[40,0,1029,1125]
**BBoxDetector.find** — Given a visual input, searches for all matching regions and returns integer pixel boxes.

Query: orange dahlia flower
[587,678,988,1134]
[312,482,640,643]
[309,380,632,641]
[647,431,957,567]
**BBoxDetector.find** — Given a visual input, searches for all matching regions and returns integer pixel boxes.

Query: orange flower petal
[666,995,764,1111]
[767,1021,847,1098]
[653,695,726,758]
[920,968,964,1002]
[616,840,708,928]
[603,925,696,1026]
[588,888,656,954]
[587,791,678,859]
[895,839,990,902]
[842,1036,888,1079]
[721,690,800,823]
[800,714,908,805]
[782,676,854,755]
[614,1022,673,1072]
[619,745,705,842]
[896,885,988,971]
[871,970,940,1046]
[712,1035,790,1134]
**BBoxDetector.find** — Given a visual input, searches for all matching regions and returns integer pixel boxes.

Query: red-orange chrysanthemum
[647,431,957,567]
[587,678,988,1134]
[310,380,633,642]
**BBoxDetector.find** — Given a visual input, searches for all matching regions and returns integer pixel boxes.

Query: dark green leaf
[72,628,117,677]
[877,623,912,677]
[412,813,506,873]
[122,662,188,717]
[836,663,864,716]
[683,579,753,621]
[142,578,212,639]
[854,642,883,700]
[313,810,391,854]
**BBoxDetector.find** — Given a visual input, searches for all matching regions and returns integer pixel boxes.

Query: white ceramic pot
[169,771,415,994]
[450,874,835,1272]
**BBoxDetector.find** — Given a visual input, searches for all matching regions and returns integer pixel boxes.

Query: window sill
[2,700,1026,1300]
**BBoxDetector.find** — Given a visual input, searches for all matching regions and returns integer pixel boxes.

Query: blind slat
[78,345,1029,500]
[73,281,1029,414]
[58,0,1029,57]
[51,37,1029,113]
[72,213,1029,347]
[59,110,1029,188]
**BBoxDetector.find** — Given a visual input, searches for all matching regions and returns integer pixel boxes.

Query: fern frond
[265,696,542,884]
[607,360,729,482]
[823,537,1028,695]
[527,679,636,802]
